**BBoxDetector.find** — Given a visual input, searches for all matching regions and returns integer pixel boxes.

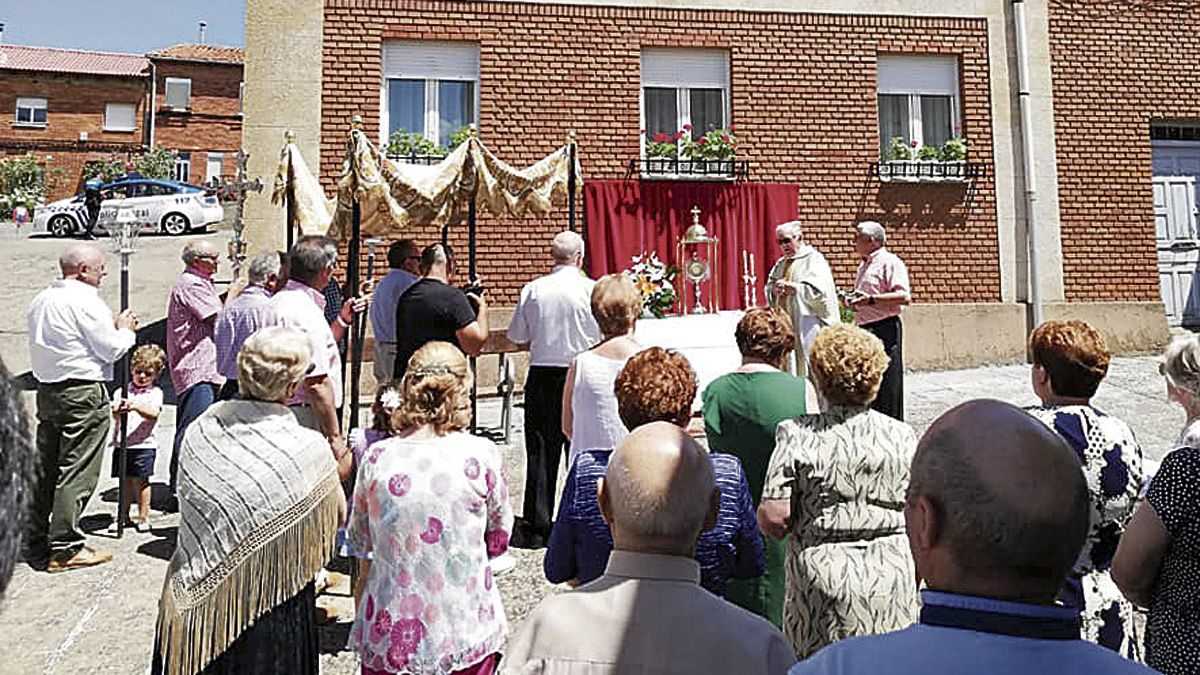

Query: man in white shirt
[272,236,353,480]
[507,230,601,549]
[26,244,137,572]
[368,239,420,382]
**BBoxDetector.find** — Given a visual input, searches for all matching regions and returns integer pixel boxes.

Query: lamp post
[108,206,140,538]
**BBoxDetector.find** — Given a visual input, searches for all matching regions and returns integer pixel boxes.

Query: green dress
[701,370,807,627]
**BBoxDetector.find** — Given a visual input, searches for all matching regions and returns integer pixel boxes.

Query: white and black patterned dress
[1145,446,1200,674]
[763,406,919,658]
[1026,405,1145,659]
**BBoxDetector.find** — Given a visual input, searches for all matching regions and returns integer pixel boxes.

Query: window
[877,56,961,155]
[15,97,48,126]
[381,41,479,149]
[173,152,191,183]
[104,103,137,131]
[164,78,192,111]
[640,49,730,154]
[206,153,224,185]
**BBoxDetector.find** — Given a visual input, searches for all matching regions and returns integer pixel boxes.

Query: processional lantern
[677,205,721,315]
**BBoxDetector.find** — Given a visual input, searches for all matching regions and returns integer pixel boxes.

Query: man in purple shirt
[166,240,236,506]
[214,251,282,400]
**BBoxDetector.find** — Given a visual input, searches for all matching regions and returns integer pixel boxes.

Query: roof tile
[147,44,244,65]
[0,44,148,77]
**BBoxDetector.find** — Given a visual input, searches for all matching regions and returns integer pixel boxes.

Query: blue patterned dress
[1026,405,1146,659]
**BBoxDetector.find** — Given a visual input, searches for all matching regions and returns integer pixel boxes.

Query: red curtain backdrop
[583,180,799,312]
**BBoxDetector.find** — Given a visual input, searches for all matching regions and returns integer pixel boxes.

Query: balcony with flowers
[631,124,749,180]
[871,135,986,183]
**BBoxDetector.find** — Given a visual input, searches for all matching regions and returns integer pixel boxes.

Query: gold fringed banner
[271,143,334,235]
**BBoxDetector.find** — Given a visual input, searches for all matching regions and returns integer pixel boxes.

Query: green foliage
[840,302,856,325]
[447,126,473,150]
[646,140,678,158]
[82,155,129,183]
[915,144,942,161]
[134,147,177,180]
[682,128,738,161]
[0,154,46,212]
[940,136,968,162]
[884,136,913,161]
[387,131,446,157]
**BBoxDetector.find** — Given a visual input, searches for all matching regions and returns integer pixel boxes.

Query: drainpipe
[1013,0,1043,329]
[148,60,157,148]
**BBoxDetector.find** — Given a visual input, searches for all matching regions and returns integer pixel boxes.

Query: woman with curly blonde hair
[757,323,919,658]
[347,342,513,675]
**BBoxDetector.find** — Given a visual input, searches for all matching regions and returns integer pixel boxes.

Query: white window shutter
[641,48,729,89]
[877,56,958,96]
[382,41,480,81]
[105,103,136,130]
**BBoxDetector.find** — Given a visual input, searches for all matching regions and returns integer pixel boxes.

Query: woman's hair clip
[409,365,453,378]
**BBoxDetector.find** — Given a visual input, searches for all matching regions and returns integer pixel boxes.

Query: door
[205,153,224,186]
[1154,175,1200,326]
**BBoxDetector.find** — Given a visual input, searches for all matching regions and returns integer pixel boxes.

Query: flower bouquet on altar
[624,252,679,319]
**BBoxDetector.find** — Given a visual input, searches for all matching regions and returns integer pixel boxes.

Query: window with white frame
[164,78,192,111]
[173,152,192,183]
[104,103,137,131]
[641,48,730,154]
[205,153,224,185]
[877,55,961,156]
[15,97,48,126]
[381,41,479,150]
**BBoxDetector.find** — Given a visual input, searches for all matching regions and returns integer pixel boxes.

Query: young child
[109,344,166,533]
[345,382,401,602]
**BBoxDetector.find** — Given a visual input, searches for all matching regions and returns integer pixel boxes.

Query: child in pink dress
[109,345,166,533]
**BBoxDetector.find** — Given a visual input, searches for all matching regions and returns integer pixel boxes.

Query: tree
[0,155,46,213]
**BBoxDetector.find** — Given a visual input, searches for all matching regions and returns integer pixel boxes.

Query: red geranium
[696,137,707,145]
[721,135,730,142]
[653,132,669,143]
[910,140,919,148]
[683,124,693,131]
[673,131,684,141]
[728,124,737,132]
[639,129,646,135]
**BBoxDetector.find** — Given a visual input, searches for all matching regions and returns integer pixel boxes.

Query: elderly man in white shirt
[507,230,601,549]
[272,235,353,480]
[26,243,137,572]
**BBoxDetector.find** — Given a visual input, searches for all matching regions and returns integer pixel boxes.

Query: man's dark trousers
[519,366,570,544]
[862,316,904,421]
[170,381,218,497]
[28,380,110,563]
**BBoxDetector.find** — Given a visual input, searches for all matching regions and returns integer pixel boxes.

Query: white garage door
[1153,139,1200,326]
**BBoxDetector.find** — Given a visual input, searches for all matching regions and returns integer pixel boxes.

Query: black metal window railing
[630,157,750,181]
[385,152,450,166]
[870,161,988,183]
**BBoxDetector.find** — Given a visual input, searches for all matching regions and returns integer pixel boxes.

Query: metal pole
[115,254,130,537]
[1013,0,1043,329]
[286,159,296,251]
[348,196,362,431]
[567,130,577,232]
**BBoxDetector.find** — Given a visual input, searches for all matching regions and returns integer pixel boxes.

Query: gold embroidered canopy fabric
[274,130,582,238]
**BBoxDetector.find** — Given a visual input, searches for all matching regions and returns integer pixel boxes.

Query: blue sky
[1,1,244,53]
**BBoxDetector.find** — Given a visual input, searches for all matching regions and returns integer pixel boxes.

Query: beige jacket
[502,550,797,675]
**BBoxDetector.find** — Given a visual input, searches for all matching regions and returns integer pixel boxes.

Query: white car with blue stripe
[31,176,224,237]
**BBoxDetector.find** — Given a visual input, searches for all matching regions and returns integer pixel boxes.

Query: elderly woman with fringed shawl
[153,326,346,675]
[766,220,840,381]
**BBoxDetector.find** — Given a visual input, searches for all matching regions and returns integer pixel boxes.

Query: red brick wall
[0,71,147,146]
[1048,0,1200,303]
[153,60,243,172]
[321,1,1000,306]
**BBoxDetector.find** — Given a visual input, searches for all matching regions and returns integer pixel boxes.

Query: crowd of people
[3,221,1200,674]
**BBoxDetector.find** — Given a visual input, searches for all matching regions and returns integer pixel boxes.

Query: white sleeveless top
[569,350,631,466]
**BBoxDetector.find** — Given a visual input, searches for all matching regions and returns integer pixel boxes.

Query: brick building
[243,0,1198,367]
[0,44,149,200]
[148,44,244,186]
[0,42,244,202]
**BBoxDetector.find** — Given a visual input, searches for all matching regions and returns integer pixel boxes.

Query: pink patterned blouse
[348,432,513,674]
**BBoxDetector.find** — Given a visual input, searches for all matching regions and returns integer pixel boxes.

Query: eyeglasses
[195,254,220,262]
[777,237,794,244]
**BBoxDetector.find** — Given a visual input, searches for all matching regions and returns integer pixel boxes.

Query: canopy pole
[347,117,364,431]
[285,130,296,251]
[567,130,577,232]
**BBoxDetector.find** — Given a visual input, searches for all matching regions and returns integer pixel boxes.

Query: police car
[31,176,225,237]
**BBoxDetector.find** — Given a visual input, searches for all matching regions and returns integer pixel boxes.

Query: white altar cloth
[634,311,744,409]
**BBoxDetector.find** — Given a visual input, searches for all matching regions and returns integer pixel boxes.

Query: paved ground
[0,222,1188,673]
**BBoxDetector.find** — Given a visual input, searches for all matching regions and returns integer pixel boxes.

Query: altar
[634,311,745,408]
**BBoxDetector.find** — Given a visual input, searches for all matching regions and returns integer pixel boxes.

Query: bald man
[791,400,1156,675]
[27,244,137,571]
[504,422,795,675]
[166,239,233,508]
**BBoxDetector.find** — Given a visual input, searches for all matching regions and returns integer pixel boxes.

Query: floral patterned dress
[762,406,920,658]
[348,432,513,674]
[1025,405,1145,659]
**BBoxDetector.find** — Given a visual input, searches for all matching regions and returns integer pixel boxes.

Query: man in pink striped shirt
[166,240,236,507]
[847,221,910,420]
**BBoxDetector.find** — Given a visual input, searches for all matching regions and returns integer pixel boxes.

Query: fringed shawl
[156,400,341,675]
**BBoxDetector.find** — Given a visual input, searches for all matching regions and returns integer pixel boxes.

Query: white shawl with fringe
[156,400,341,675]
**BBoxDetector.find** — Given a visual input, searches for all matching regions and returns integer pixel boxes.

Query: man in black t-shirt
[393,243,490,379]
